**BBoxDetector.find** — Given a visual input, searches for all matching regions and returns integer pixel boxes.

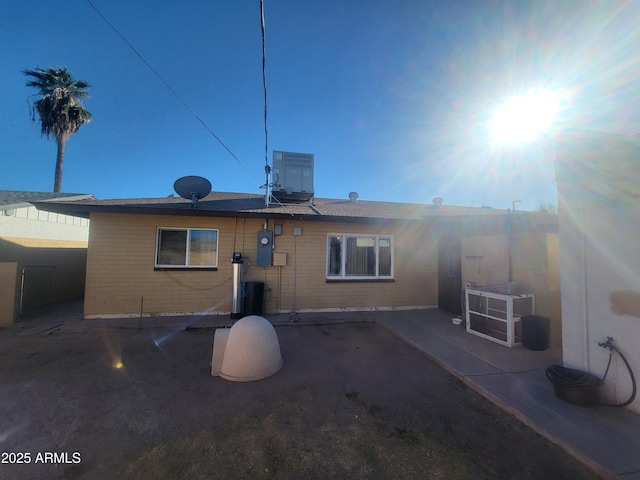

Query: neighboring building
[0,191,94,326]
[34,191,559,344]
[556,129,640,414]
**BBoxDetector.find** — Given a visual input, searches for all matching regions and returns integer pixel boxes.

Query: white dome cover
[216,315,283,382]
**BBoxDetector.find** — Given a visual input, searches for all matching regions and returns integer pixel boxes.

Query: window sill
[326,278,394,283]
[155,267,218,271]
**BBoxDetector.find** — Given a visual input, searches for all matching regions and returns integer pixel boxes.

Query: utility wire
[86,0,260,185]
[257,0,294,214]
[260,0,269,168]
[88,0,294,216]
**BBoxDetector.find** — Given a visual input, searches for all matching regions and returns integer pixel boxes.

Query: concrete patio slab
[375,308,640,480]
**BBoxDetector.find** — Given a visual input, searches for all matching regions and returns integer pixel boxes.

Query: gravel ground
[0,321,601,480]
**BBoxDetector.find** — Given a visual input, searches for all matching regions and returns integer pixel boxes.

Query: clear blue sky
[2,1,640,210]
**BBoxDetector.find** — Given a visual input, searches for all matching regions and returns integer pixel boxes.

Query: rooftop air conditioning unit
[271,151,314,202]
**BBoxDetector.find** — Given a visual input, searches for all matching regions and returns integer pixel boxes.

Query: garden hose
[598,337,637,408]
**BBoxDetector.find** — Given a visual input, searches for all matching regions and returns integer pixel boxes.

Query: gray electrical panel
[257,231,273,266]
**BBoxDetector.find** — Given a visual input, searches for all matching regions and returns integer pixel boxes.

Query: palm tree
[24,67,92,192]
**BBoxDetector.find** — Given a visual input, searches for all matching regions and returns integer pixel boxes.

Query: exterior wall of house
[256,219,438,313]
[461,234,509,288]
[512,231,562,347]
[0,262,19,327]
[559,192,639,414]
[461,229,561,347]
[557,130,640,414]
[546,234,562,345]
[84,212,438,318]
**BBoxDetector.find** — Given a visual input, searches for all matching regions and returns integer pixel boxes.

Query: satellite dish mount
[174,176,212,209]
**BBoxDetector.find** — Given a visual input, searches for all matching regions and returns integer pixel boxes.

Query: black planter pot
[546,365,603,407]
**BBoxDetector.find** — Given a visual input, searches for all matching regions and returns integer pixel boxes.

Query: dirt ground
[0,320,601,480]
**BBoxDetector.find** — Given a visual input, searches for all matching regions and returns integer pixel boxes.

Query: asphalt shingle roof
[0,190,96,209]
[31,191,514,222]
[28,190,558,233]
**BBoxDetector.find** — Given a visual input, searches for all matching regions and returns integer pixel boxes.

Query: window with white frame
[327,234,393,279]
[155,228,218,268]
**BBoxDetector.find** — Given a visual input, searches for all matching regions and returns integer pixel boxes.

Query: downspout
[508,210,513,285]
[19,267,26,316]
[508,201,521,290]
[580,197,590,371]
[293,235,297,314]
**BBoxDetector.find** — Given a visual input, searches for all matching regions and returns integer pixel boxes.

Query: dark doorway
[19,266,56,317]
[438,234,462,315]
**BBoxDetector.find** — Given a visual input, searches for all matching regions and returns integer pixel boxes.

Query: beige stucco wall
[546,234,562,345]
[461,234,509,288]
[84,212,438,318]
[0,262,19,327]
[559,192,639,413]
[462,229,561,347]
[512,231,561,347]
[557,130,639,414]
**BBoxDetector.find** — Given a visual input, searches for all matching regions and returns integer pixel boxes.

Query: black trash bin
[521,315,550,351]
[243,281,264,316]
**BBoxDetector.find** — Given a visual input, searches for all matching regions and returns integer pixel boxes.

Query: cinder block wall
[84,213,438,318]
[250,219,438,314]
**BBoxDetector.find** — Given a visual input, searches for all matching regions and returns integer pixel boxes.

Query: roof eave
[2,194,96,212]
[32,201,433,224]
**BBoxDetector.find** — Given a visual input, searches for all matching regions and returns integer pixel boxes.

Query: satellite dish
[174,176,212,209]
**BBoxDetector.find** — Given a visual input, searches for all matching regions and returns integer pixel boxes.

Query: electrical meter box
[257,231,273,266]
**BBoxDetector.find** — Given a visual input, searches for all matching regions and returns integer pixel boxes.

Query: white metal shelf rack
[465,288,535,347]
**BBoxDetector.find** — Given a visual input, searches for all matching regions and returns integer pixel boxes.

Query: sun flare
[490,89,561,144]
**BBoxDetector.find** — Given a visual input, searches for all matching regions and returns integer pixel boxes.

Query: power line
[87,0,294,215]
[86,0,260,185]
[260,0,269,168]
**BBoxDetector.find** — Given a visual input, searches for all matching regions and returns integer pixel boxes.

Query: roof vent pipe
[433,197,443,207]
[349,192,359,203]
